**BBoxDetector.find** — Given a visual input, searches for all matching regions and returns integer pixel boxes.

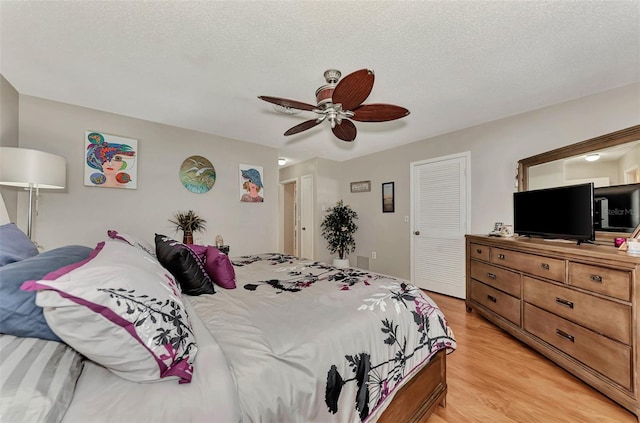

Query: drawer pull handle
[556,329,575,343]
[487,294,497,303]
[590,274,602,283]
[476,248,482,254]
[541,263,550,271]
[555,297,574,309]
[487,272,496,279]
[497,254,505,260]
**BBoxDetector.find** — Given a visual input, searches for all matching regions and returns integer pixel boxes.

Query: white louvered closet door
[411,153,469,298]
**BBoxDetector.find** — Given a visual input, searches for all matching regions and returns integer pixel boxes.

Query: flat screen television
[594,183,640,233]
[513,182,594,244]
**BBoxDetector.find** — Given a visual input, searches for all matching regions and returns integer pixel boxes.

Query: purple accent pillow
[0,223,38,267]
[155,234,215,295]
[21,241,197,384]
[204,246,236,289]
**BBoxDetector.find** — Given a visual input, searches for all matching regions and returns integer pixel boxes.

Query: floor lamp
[0,147,66,240]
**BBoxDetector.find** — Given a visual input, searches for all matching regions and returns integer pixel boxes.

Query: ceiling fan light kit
[258,68,409,142]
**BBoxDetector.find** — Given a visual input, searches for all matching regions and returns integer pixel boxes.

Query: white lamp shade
[0,147,66,189]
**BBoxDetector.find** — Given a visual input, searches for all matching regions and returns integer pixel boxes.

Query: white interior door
[300,174,313,259]
[279,179,297,256]
[410,153,470,298]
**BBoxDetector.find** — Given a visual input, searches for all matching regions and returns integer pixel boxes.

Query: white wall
[0,74,20,222]
[282,83,640,280]
[13,95,280,254]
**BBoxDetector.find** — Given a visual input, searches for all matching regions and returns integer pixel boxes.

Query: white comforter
[62,254,456,423]
[189,254,456,423]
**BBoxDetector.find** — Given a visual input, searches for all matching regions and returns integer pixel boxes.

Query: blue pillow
[0,223,39,266]
[0,245,93,341]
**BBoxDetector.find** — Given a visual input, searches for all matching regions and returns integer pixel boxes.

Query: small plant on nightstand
[169,210,206,244]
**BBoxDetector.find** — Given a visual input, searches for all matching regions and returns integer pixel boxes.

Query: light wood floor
[426,292,636,423]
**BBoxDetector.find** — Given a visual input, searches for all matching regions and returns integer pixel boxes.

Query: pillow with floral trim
[155,234,215,295]
[21,241,197,384]
[0,223,38,267]
[107,229,156,257]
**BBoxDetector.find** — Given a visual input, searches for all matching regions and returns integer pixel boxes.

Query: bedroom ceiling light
[278,157,287,166]
[585,153,600,162]
[0,147,66,239]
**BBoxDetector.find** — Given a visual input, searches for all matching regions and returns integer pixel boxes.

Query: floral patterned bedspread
[188,253,456,423]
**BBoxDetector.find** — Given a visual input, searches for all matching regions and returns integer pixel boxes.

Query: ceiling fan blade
[351,104,410,122]
[258,96,316,111]
[284,119,322,136]
[332,119,357,142]
[331,69,374,111]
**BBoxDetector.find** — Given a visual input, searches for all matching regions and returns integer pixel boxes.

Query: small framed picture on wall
[382,182,394,213]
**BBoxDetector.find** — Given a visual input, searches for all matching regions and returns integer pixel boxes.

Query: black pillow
[154,234,215,295]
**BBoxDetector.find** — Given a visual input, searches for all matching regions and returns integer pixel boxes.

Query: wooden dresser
[465,235,639,419]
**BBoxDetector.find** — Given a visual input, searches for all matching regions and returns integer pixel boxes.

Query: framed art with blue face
[239,164,264,203]
[84,131,138,189]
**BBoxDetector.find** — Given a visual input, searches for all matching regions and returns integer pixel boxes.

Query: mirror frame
[517,124,640,244]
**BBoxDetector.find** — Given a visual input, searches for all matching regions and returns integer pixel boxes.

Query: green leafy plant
[321,200,358,259]
[169,210,207,233]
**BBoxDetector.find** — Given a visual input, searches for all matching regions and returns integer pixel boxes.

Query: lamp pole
[26,183,34,239]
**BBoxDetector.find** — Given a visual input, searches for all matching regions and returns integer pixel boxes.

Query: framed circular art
[179,155,216,193]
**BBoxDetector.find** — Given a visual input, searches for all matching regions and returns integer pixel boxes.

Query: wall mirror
[518,124,640,242]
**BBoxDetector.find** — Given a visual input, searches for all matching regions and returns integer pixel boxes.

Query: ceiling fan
[258,69,410,142]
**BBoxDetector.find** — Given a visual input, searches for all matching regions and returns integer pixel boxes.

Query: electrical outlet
[404,216,409,223]
[371,252,377,259]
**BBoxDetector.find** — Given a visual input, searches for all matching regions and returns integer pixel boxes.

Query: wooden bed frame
[379,349,447,423]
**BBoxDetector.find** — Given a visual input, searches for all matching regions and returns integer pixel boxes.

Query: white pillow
[21,241,197,384]
[107,229,156,257]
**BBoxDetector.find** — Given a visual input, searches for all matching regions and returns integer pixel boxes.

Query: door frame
[300,174,314,260]
[279,177,297,255]
[409,151,471,296]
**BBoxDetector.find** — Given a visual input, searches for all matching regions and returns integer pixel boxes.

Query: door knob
[414,231,420,235]
[302,227,306,230]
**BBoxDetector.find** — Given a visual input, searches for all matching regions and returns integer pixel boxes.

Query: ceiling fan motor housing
[315,69,341,107]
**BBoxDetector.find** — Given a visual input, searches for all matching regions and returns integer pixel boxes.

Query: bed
[0,227,456,423]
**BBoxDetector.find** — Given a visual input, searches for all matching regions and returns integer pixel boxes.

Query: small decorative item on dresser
[169,210,206,244]
[215,234,224,248]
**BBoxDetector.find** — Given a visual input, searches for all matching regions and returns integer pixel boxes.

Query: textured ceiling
[1,1,638,166]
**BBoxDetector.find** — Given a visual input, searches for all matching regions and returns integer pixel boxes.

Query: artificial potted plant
[320,200,358,268]
[169,210,207,244]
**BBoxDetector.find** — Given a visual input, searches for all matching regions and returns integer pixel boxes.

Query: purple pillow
[204,246,236,289]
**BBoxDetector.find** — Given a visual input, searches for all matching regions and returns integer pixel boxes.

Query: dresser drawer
[523,276,631,345]
[469,243,490,262]
[524,303,632,391]
[470,280,520,326]
[491,247,565,282]
[470,260,521,298]
[568,262,631,302]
